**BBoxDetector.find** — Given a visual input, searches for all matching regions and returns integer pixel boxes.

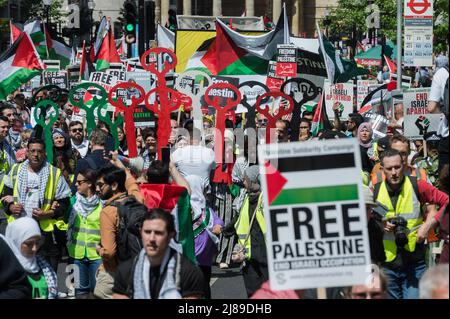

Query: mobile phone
[161,147,170,163]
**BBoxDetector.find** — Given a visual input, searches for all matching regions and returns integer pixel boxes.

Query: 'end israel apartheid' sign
[403,88,441,139]
[258,139,371,291]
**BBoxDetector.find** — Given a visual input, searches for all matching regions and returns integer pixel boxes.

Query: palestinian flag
[44,25,71,68]
[23,19,48,59]
[139,184,196,264]
[311,94,332,136]
[186,5,289,75]
[317,28,368,84]
[79,40,89,81]
[95,26,121,71]
[357,41,365,53]
[264,154,359,207]
[0,33,44,100]
[10,20,22,44]
[384,55,397,74]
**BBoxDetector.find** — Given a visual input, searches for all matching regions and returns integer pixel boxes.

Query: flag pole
[396,0,402,93]
[316,22,332,83]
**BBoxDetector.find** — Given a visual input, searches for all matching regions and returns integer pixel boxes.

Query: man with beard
[93,161,144,299]
[1,138,71,271]
[69,121,89,158]
[374,149,448,299]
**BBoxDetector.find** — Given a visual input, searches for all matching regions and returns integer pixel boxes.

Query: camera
[390,216,409,248]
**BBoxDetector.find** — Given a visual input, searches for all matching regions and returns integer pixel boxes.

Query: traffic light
[124,0,137,44]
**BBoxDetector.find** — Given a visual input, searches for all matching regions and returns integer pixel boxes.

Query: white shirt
[429,67,449,104]
[71,139,90,158]
[171,144,216,188]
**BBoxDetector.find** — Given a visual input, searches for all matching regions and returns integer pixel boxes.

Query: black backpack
[111,197,148,262]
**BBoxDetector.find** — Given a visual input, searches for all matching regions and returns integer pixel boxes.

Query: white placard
[258,139,371,291]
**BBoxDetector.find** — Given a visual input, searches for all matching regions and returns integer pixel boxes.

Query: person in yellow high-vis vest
[374,148,448,299]
[0,115,17,180]
[1,138,71,271]
[233,165,268,298]
[67,168,102,298]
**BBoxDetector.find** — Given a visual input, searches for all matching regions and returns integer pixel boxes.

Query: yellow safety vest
[67,203,102,260]
[9,163,68,232]
[0,148,10,175]
[375,176,423,263]
[234,193,266,260]
[0,175,5,211]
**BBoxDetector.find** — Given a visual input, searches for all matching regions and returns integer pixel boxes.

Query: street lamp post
[42,0,52,25]
[87,0,96,40]
[323,8,330,38]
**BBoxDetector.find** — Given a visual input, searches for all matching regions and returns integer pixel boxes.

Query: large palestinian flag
[139,184,196,264]
[0,33,44,100]
[44,25,72,68]
[10,20,22,44]
[23,19,48,60]
[95,23,121,71]
[186,6,288,76]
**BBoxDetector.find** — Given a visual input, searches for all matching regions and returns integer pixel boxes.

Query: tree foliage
[324,0,397,41]
[434,0,449,53]
[20,0,66,25]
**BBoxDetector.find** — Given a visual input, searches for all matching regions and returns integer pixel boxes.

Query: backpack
[419,75,432,87]
[111,196,148,262]
[443,66,449,120]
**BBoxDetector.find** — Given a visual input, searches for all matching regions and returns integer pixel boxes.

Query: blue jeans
[382,261,427,299]
[72,258,102,296]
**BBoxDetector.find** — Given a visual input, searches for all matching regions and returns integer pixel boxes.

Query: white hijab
[185,175,206,221]
[4,217,42,273]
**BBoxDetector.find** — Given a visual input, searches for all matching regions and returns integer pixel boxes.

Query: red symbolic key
[256,92,294,144]
[204,83,241,184]
[108,82,145,158]
[141,48,183,159]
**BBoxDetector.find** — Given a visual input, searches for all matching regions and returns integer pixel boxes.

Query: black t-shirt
[113,249,205,298]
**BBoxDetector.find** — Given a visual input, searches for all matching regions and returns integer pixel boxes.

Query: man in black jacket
[0,236,31,298]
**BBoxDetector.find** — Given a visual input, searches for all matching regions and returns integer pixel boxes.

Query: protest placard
[258,139,371,291]
[276,45,297,77]
[403,88,441,139]
[43,71,68,90]
[357,80,378,108]
[324,81,354,120]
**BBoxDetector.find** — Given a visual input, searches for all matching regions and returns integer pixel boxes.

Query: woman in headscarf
[357,122,375,174]
[4,217,58,299]
[66,168,102,298]
[52,128,80,185]
[185,175,223,299]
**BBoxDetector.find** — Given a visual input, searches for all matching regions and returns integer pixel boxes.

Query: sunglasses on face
[96,182,107,189]
[76,179,88,185]
[71,128,83,133]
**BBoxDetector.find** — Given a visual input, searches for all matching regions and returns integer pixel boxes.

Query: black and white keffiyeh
[17,160,50,208]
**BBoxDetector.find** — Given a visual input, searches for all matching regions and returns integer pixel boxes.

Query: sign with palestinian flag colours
[258,139,371,291]
[0,33,44,100]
